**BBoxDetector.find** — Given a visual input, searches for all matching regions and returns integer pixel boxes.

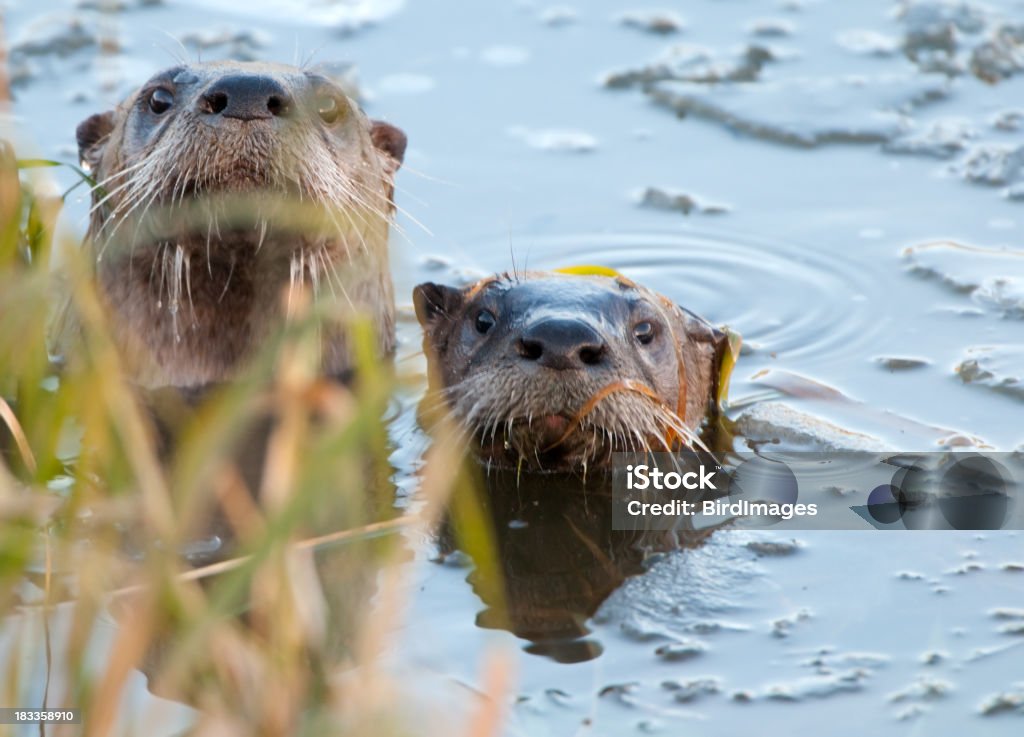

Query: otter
[414,272,735,473]
[58,61,406,387]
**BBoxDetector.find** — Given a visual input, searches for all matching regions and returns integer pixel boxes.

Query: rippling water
[510,230,885,365]
[5,0,1024,734]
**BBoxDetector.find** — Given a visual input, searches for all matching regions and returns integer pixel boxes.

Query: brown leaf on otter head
[75,110,116,172]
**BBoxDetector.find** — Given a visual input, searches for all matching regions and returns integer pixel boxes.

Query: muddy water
[4,0,1024,734]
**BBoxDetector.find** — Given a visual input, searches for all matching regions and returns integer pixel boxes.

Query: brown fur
[58,61,406,387]
[414,272,730,472]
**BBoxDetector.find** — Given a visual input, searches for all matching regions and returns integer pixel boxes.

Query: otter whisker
[87,160,152,204]
[147,241,162,289]
[288,252,300,315]
[256,218,268,255]
[656,406,710,454]
[205,218,215,277]
[387,200,433,238]
[90,157,152,189]
[156,31,192,67]
[156,242,169,310]
[342,178,401,224]
[102,159,177,257]
[182,245,196,326]
[85,160,153,218]
[391,163,454,186]
[491,407,509,444]
[390,182,430,209]
[344,188,403,240]
[314,249,338,301]
[169,162,190,208]
[307,248,321,297]
[318,248,356,309]
[217,253,236,304]
[326,201,370,258]
[336,178,409,242]
[352,190,421,249]
[169,243,187,341]
[331,192,376,258]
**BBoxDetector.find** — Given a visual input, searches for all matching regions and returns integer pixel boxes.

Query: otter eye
[148,88,174,115]
[474,310,496,335]
[634,321,655,345]
[317,96,342,124]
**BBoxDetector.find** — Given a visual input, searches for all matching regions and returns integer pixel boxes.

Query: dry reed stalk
[464,648,516,737]
[0,398,37,475]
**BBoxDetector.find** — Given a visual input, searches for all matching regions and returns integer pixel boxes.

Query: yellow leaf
[716,327,742,408]
[553,264,621,278]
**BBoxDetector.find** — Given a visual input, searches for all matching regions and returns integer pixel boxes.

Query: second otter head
[414,272,732,473]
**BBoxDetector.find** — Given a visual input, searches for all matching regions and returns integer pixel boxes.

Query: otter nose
[516,319,608,371]
[197,75,292,120]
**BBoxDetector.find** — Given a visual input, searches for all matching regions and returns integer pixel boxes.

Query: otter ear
[370,120,406,171]
[76,111,116,172]
[413,282,463,328]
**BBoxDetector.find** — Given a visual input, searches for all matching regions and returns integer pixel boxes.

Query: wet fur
[58,61,405,387]
[415,272,729,473]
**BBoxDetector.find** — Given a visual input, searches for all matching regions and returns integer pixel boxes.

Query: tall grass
[0,135,507,736]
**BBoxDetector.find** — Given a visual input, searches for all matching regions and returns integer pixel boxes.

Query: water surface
[4,0,1024,734]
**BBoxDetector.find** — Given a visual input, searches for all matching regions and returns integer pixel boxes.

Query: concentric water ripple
[479,229,890,370]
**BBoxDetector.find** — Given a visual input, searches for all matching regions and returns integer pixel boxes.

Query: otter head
[414,272,730,473]
[71,61,406,387]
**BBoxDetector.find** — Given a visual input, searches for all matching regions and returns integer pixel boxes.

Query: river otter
[58,61,406,387]
[414,272,734,473]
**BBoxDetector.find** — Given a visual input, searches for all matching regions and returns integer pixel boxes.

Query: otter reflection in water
[436,468,717,663]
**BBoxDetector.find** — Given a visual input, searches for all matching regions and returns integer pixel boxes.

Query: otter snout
[515,318,608,371]
[197,74,293,121]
